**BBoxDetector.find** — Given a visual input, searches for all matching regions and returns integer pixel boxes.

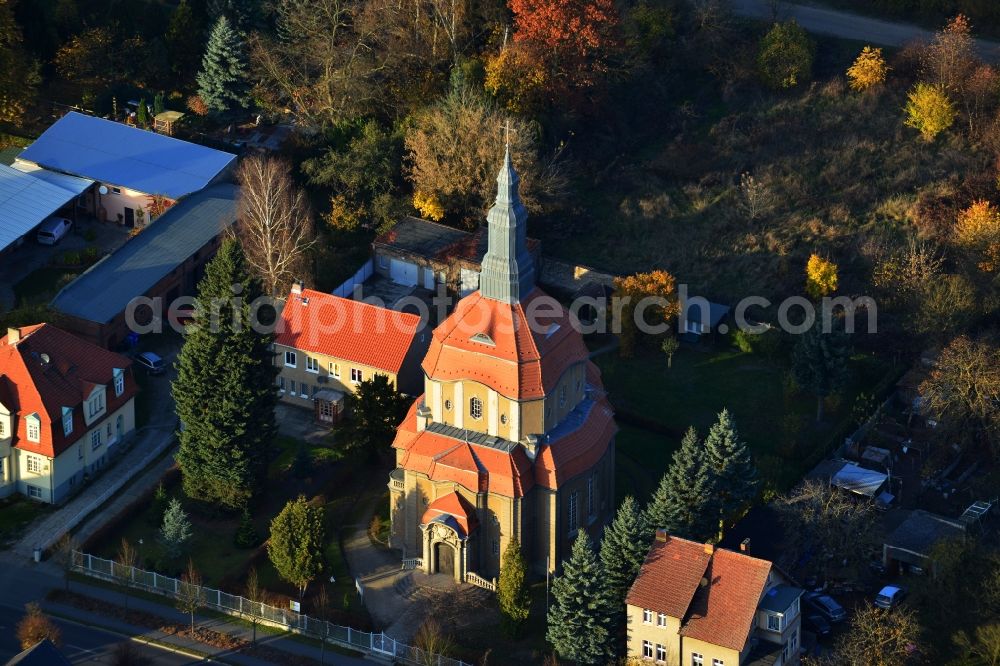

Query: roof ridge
[298,289,423,324]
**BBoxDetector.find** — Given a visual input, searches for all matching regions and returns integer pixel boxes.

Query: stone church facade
[388,148,617,581]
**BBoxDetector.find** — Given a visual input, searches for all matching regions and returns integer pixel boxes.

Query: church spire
[479,141,535,303]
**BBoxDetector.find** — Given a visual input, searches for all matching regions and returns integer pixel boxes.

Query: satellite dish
[98,185,109,195]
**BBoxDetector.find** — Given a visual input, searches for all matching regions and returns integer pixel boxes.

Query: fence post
[87,553,92,571]
[347,627,351,645]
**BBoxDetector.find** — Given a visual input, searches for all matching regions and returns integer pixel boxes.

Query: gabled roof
[626,535,775,653]
[0,163,81,252]
[421,288,590,400]
[275,289,424,376]
[51,184,239,324]
[0,324,137,458]
[18,111,236,200]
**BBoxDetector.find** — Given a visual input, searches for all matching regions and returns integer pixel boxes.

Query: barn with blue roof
[16,111,236,228]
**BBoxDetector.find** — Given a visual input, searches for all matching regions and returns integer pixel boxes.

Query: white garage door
[389,259,418,286]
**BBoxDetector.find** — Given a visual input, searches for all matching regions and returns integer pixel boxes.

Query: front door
[317,400,334,423]
[435,542,454,577]
[123,207,135,227]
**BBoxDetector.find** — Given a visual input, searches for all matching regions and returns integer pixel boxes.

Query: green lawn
[13,266,81,307]
[600,346,896,496]
[0,495,51,546]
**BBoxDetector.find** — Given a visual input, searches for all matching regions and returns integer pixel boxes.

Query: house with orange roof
[626,531,803,666]
[0,324,138,504]
[273,286,429,423]
[388,148,617,583]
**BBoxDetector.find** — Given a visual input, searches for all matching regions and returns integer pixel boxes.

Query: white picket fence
[72,551,470,666]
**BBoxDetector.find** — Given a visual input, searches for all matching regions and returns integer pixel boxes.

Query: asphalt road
[730,0,1000,62]
[0,604,201,665]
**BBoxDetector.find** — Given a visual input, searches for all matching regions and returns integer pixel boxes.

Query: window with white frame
[351,368,363,383]
[330,362,340,378]
[301,383,310,397]
[656,644,667,663]
[106,422,113,440]
[567,491,578,531]
[26,415,40,442]
[766,613,781,632]
[62,407,73,436]
[0,419,4,437]
[791,628,798,651]
[88,391,105,418]
[284,350,297,367]
[26,455,41,473]
[712,660,724,666]
[657,612,667,627]
[642,641,653,659]
[27,485,42,499]
[91,430,102,450]
[691,654,704,666]
[289,380,297,394]
[643,609,653,624]
[278,376,285,391]
[306,357,319,373]
[113,368,125,396]
[470,396,483,420]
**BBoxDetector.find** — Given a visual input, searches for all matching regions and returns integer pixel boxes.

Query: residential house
[626,531,803,666]
[0,324,138,504]
[389,150,617,582]
[883,509,966,576]
[16,111,235,227]
[274,285,429,422]
[680,298,731,342]
[50,184,239,349]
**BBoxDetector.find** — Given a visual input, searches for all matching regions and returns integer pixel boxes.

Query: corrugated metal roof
[19,112,236,200]
[51,184,239,324]
[11,159,94,195]
[0,163,79,252]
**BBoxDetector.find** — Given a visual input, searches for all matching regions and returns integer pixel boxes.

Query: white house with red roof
[273,285,428,423]
[626,531,803,666]
[388,148,617,582]
[0,324,138,504]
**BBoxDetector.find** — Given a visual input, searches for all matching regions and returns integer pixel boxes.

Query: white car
[36,217,73,245]
[875,585,907,609]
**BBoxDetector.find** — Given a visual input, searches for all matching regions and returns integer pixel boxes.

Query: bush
[757,21,814,89]
[61,250,81,266]
[904,83,956,142]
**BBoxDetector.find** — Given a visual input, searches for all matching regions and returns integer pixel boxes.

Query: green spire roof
[479,145,535,303]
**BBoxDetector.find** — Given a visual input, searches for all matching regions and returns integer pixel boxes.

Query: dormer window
[113,368,125,396]
[470,332,495,347]
[62,407,73,436]
[88,391,105,418]
[25,414,40,443]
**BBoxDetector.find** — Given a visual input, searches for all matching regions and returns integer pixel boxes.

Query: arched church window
[470,396,483,420]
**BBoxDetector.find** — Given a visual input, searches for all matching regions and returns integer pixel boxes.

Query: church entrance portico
[420,518,469,583]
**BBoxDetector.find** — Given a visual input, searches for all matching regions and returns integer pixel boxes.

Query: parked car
[135,351,165,375]
[36,217,73,245]
[803,613,832,637]
[805,592,847,623]
[875,585,907,609]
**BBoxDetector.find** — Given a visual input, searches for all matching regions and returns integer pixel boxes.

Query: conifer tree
[792,319,852,422]
[704,410,759,540]
[546,532,615,665]
[234,507,259,548]
[173,239,277,509]
[160,498,193,558]
[644,428,718,543]
[196,15,249,117]
[268,495,325,598]
[166,0,202,80]
[498,538,530,636]
[600,495,648,649]
[136,97,149,128]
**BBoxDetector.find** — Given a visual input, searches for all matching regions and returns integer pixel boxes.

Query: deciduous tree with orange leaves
[509,0,619,99]
[613,270,680,358]
[846,46,888,91]
[956,200,1000,272]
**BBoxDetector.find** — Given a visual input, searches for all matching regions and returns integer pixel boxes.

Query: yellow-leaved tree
[485,44,548,114]
[956,200,1000,272]
[806,254,838,298]
[613,270,681,358]
[412,191,445,221]
[846,46,888,91]
[904,83,956,141]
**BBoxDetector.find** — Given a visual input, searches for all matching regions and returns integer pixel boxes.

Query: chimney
[740,538,751,553]
[7,328,20,345]
[655,528,668,543]
[704,543,714,555]
[415,402,432,432]
[290,280,303,296]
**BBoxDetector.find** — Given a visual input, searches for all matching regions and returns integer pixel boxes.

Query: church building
[388,147,617,581]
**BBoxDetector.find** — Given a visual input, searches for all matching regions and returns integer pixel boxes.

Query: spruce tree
[173,239,277,509]
[498,538,530,636]
[546,532,615,665]
[704,410,759,540]
[268,495,325,598]
[644,428,718,543]
[792,318,852,422]
[160,498,193,558]
[234,507,259,548]
[136,98,149,128]
[600,495,649,655]
[196,15,249,117]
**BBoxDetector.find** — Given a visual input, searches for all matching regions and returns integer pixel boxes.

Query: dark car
[805,592,847,623]
[803,613,832,637]
[135,351,165,375]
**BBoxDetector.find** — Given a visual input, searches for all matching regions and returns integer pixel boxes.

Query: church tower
[388,147,617,581]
